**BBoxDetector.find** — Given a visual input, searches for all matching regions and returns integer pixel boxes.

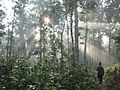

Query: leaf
[52,86,56,90]
[0,10,5,16]
[0,24,5,30]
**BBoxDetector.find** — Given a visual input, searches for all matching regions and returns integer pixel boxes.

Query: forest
[0,0,120,90]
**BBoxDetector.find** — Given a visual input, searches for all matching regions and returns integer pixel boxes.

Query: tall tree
[104,0,120,63]
[74,0,79,64]
[13,0,28,57]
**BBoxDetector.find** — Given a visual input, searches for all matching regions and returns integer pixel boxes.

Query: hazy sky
[2,0,13,24]
[2,0,109,46]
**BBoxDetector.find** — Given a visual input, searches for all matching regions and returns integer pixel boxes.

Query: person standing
[96,62,104,84]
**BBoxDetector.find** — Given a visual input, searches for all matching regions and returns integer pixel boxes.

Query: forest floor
[98,80,120,90]
[99,82,108,90]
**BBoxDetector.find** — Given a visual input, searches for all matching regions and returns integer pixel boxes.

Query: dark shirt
[96,65,104,76]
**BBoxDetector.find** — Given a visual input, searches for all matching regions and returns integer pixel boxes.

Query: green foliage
[0,57,99,90]
[82,0,97,13]
[0,4,5,31]
[0,24,5,30]
[104,64,120,89]
[0,59,8,90]
[112,33,120,62]
[104,0,120,23]
[0,9,5,17]
[50,1,64,24]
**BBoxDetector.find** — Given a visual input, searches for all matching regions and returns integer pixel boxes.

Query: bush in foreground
[0,58,99,90]
[104,64,120,90]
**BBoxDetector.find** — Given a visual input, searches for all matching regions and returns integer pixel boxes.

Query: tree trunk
[43,28,46,59]
[39,27,42,63]
[61,22,65,61]
[108,23,111,65]
[6,28,10,61]
[74,2,79,64]
[84,14,88,65]
[9,31,13,59]
[70,11,75,65]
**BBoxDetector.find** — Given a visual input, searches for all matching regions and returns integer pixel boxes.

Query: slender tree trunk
[39,26,42,63]
[67,17,70,56]
[43,30,45,59]
[6,28,10,61]
[42,27,47,60]
[74,2,79,64]
[108,23,111,65]
[70,11,75,65]
[9,31,13,59]
[6,25,13,61]
[6,25,11,90]
[52,27,57,62]
[66,16,71,67]
[61,22,65,61]
[61,33,63,60]
[84,15,88,65]
[60,23,65,70]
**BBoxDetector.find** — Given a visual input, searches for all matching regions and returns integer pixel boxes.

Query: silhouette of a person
[96,62,104,84]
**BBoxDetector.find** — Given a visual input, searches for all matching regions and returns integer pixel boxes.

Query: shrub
[0,58,99,90]
[104,64,120,89]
